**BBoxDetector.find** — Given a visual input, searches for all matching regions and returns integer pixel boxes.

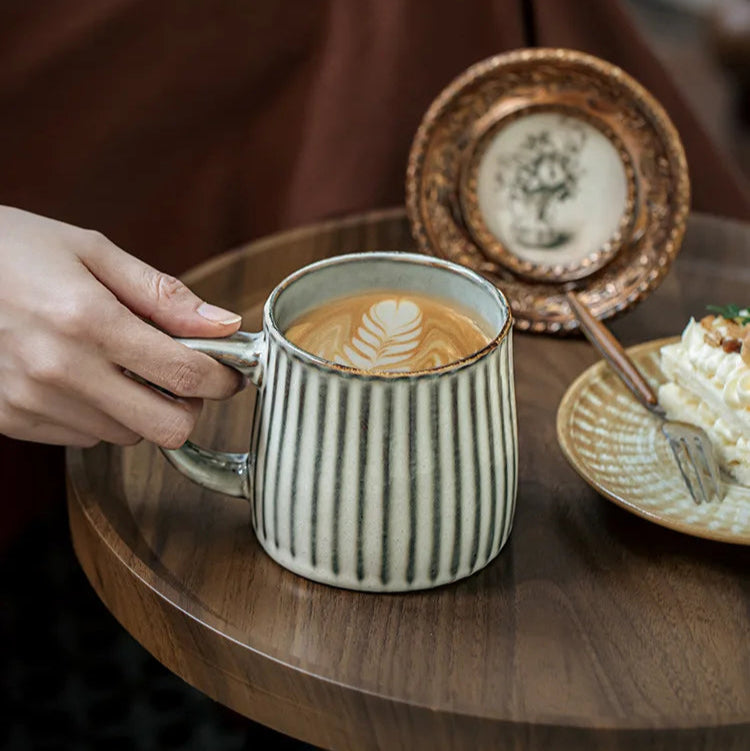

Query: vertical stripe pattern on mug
[251,335,517,592]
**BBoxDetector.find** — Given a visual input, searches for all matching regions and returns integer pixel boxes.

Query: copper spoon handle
[566,291,662,414]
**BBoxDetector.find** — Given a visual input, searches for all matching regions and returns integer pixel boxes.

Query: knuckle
[149,270,188,306]
[0,401,25,432]
[25,347,69,386]
[0,403,43,441]
[3,379,33,412]
[85,229,111,251]
[54,296,98,338]
[153,409,196,449]
[167,358,203,396]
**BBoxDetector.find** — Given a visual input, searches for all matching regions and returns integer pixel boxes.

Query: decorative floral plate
[557,338,750,544]
[406,48,690,334]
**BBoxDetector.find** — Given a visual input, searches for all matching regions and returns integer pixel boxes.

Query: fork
[566,292,724,504]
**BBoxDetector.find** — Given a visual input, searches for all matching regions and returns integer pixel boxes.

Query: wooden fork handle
[566,291,662,414]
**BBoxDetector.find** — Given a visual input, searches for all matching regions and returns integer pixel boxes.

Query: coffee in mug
[284,290,491,373]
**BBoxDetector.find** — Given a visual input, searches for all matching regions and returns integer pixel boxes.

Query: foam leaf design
[338,299,423,370]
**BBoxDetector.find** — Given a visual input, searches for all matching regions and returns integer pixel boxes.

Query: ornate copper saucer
[406,48,690,334]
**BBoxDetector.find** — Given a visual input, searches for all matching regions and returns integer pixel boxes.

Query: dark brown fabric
[0,0,526,275]
[1,0,747,545]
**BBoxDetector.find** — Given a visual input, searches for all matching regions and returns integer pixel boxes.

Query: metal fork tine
[682,436,709,504]
[702,439,723,500]
[692,434,722,501]
[668,437,701,504]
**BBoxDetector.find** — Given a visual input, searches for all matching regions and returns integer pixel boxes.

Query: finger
[32,425,100,447]
[25,383,142,446]
[31,425,99,447]
[75,364,203,449]
[104,307,242,399]
[77,233,242,337]
[1,411,99,447]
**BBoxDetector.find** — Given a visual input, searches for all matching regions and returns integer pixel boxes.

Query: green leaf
[707,304,750,324]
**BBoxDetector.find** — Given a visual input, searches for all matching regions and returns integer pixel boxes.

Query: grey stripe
[310,379,328,568]
[259,348,280,542]
[429,383,441,581]
[331,384,349,576]
[502,342,517,545]
[450,377,462,578]
[406,387,417,584]
[380,388,393,584]
[288,368,307,558]
[272,354,293,548]
[468,369,482,571]
[356,385,371,581]
[250,375,264,531]
[483,361,499,564]
[495,350,510,556]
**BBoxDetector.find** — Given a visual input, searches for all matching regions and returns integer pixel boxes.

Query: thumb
[79,233,242,337]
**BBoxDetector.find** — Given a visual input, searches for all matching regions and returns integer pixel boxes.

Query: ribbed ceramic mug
[163,252,517,592]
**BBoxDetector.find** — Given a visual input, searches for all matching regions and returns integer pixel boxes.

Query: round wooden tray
[67,209,750,750]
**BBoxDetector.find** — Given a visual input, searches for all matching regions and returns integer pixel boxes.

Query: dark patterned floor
[0,504,316,751]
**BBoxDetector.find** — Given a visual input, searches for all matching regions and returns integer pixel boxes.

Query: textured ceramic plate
[557,338,750,544]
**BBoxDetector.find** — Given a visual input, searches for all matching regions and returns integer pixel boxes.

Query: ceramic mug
[163,252,517,591]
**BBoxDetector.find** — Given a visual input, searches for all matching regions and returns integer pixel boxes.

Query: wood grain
[67,208,750,750]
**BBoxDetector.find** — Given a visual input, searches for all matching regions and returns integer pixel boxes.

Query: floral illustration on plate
[496,119,586,249]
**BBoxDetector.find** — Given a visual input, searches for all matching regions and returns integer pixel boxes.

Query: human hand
[0,206,244,448]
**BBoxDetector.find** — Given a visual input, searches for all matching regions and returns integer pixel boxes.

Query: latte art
[284,291,491,373]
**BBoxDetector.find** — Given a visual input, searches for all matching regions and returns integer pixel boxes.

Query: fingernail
[197,302,242,325]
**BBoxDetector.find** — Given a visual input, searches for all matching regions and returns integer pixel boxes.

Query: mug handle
[160,331,266,499]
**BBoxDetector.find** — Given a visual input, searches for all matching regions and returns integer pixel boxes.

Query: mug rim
[264,251,513,379]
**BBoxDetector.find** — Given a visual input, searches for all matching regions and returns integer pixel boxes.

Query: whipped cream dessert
[659,311,750,484]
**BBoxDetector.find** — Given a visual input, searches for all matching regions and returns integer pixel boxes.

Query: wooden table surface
[67,209,750,751]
